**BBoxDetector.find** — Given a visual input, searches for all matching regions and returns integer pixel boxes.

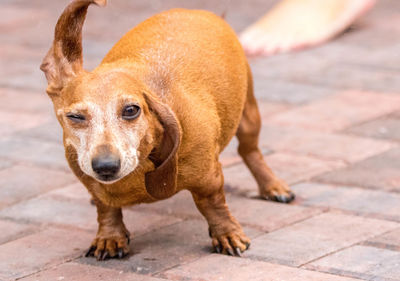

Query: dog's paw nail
[96,250,104,261]
[126,234,130,245]
[214,245,221,254]
[234,247,242,257]
[274,195,286,203]
[117,248,125,259]
[245,242,250,250]
[274,193,295,203]
[85,246,96,257]
[260,195,270,201]
[227,248,234,256]
[101,251,109,260]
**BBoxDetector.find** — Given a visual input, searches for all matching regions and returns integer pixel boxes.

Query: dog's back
[101,9,249,151]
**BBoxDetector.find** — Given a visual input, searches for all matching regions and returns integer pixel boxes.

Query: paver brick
[0,193,181,236]
[364,228,400,251]
[0,195,98,230]
[19,262,166,281]
[292,182,400,221]
[0,5,47,30]
[0,137,68,171]
[245,212,398,266]
[339,21,400,49]
[227,195,322,232]
[0,164,76,209]
[54,184,188,237]
[316,148,400,192]
[306,245,400,281]
[15,120,62,143]
[345,116,400,142]
[0,219,36,245]
[47,183,93,202]
[0,158,13,171]
[0,228,92,280]
[292,62,400,93]
[249,51,328,81]
[257,100,292,120]
[259,125,395,163]
[0,110,50,137]
[2,0,400,280]
[254,77,335,104]
[78,219,260,275]
[265,91,400,132]
[363,43,400,72]
[220,137,271,168]
[0,88,52,114]
[161,254,360,281]
[131,190,202,220]
[134,190,320,233]
[223,153,344,194]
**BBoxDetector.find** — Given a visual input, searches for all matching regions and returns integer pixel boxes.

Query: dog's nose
[91,155,121,180]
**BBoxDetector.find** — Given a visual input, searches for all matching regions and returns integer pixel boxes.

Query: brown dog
[40,0,294,260]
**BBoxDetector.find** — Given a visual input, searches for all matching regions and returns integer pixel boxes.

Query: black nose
[91,155,121,180]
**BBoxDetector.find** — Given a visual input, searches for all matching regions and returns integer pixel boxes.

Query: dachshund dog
[40,0,294,260]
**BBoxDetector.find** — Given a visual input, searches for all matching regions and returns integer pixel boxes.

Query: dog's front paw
[260,178,295,203]
[210,228,250,257]
[85,231,130,261]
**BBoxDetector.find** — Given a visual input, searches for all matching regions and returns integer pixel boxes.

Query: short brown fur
[41,0,294,260]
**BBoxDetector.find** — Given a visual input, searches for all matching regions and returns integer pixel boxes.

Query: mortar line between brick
[152,258,200,277]
[344,130,400,144]
[262,147,351,166]
[298,265,366,281]
[337,111,400,131]
[0,157,70,173]
[14,256,83,281]
[0,83,41,93]
[253,75,336,93]
[311,178,400,194]
[292,181,400,203]
[339,119,400,138]
[0,180,78,213]
[341,62,400,74]
[297,227,400,269]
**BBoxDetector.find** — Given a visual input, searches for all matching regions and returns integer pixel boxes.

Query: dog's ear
[40,0,106,96]
[144,93,181,199]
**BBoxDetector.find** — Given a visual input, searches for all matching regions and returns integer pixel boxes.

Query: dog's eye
[66,113,86,123]
[122,105,141,120]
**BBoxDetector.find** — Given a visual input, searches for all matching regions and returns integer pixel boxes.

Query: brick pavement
[0,0,400,280]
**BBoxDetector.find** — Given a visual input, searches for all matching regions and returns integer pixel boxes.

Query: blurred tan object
[240,0,376,56]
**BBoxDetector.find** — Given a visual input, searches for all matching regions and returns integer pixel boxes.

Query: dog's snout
[91,154,121,180]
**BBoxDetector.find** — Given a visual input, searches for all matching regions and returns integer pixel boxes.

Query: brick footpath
[1,0,400,280]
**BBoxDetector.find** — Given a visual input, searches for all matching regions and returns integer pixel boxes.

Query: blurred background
[0,0,400,280]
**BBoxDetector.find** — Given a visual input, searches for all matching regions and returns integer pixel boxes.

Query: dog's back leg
[236,65,295,203]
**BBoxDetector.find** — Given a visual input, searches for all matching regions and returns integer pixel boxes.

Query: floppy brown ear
[40,0,106,96]
[144,93,182,199]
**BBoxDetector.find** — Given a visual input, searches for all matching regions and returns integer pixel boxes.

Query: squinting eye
[66,113,86,123]
[122,105,141,120]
